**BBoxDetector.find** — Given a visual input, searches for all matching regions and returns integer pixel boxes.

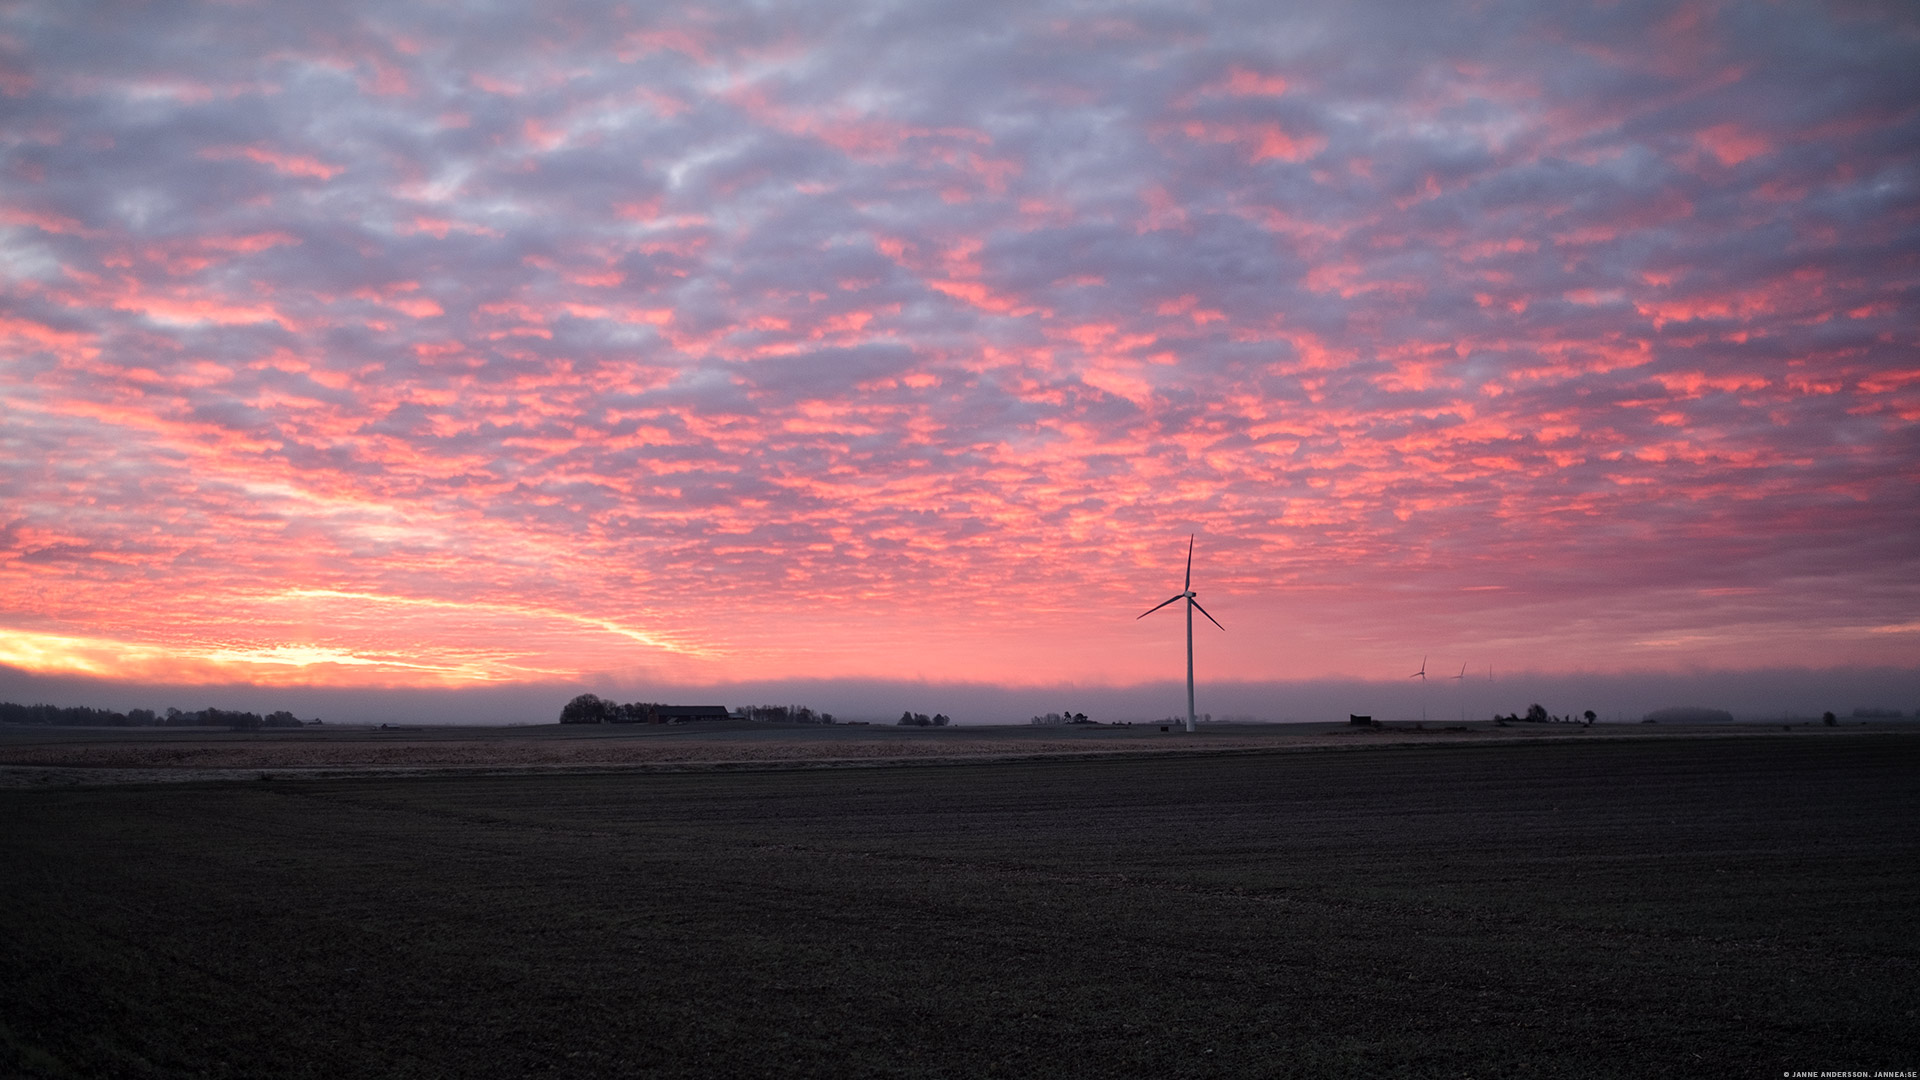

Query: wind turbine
[1409,656,1427,723]
[1137,534,1224,733]
[1452,662,1467,722]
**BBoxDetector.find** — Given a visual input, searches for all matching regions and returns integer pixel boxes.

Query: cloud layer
[3,0,1917,690]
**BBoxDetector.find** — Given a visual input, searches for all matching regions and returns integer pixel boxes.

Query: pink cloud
[1173,119,1325,163]
[199,145,343,179]
[1697,123,1773,167]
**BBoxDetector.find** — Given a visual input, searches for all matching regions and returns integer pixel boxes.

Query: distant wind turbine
[1137,534,1224,734]
[1409,656,1427,723]
[1410,656,1427,681]
[1452,662,1467,722]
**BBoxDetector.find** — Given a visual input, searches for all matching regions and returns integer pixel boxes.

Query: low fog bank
[3,664,1917,727]
[658,669,1915,726]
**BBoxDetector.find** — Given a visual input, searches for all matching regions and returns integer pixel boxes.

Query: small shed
[1348,714,1375,727]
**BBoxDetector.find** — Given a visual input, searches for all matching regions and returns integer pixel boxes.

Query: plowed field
[3,732,1916,1077]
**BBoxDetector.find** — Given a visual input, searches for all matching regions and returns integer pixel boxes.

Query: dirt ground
[3,733,1915,1078]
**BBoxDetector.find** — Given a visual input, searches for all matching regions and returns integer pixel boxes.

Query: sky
[2,0,1917,721]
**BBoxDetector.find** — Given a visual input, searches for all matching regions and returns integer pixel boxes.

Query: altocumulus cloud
[1,0,1916,691]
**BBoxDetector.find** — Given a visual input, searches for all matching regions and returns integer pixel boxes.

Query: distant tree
[560,694,610,724]
[1524,703,1549,723]
[128,708,157,725]
[1583,710,1597,725]
[1822,711,1837,727]
[210,707,264,731]
[606,701,664,723]
[932,713,950,727]
[0,702,132,726]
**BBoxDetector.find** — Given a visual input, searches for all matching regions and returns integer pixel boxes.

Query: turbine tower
[1137,534,1225,733]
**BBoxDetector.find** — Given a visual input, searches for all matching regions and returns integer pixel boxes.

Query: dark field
[3,735,1917,1078]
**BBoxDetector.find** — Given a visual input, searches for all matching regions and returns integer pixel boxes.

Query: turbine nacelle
[1136,588,1222,630]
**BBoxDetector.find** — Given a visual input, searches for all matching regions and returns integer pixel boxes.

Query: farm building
[560,695,733,724]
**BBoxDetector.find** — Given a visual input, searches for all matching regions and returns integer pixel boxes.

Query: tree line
[1494,704,1597,725]
[744,704,835,724]
[558,694,837,724]
[0,701,312,729]
[559,695,672,724]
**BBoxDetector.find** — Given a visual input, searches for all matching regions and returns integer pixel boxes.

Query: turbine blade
[1184,534,1193,592]
[1137,593,1186,619]
[1190,597,1225,631]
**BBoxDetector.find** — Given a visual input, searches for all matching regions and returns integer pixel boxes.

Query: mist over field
[4,663,1914,727]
